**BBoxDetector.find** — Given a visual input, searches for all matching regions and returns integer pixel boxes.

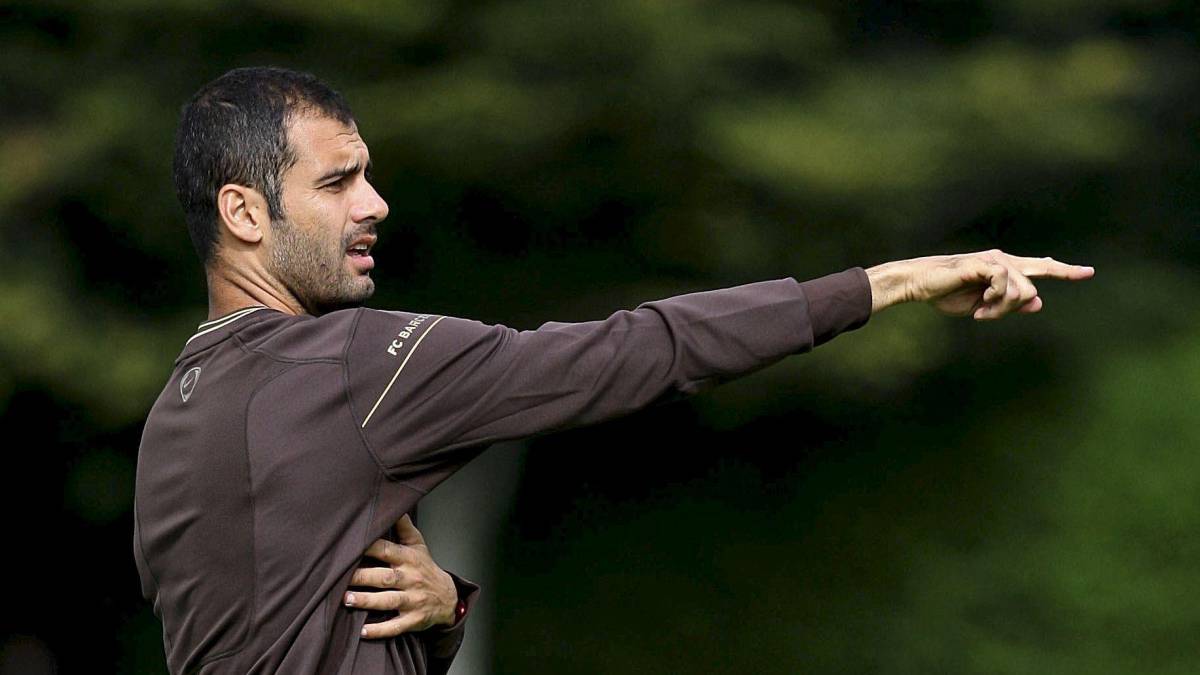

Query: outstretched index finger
[1007,255,1095,281]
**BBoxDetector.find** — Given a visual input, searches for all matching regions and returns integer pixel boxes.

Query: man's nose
[351,181,389,224]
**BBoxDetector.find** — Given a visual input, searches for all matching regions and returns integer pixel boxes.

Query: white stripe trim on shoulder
[197,305,267,329]
[186,307,269,345]
[362,315,447,428]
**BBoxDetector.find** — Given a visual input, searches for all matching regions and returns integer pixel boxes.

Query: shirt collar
[187,306,270,344]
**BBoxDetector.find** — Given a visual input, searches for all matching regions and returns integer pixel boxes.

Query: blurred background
[2,0,1198,673]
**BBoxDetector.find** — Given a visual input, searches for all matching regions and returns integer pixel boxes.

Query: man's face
[267,114,389,315]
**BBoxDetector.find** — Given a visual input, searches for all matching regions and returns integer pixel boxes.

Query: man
[134,66,1093,674]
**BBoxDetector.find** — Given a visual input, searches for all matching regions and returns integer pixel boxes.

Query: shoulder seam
[234,335,342,364]
[229,316,348,364]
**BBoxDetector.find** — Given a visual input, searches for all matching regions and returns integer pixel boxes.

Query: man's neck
[205,265,307,321]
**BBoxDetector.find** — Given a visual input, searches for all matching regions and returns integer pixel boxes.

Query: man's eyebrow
[314,159,371,185]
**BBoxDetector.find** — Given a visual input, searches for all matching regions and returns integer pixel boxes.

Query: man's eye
[323,178,347,191]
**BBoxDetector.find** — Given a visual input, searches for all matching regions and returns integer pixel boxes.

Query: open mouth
[345,235,376,272]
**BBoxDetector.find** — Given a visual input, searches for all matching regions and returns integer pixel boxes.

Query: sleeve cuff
[420,572,481,661]
[797,267,872,347]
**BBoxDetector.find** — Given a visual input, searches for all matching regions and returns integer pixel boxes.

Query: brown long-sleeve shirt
[133,268,872,674]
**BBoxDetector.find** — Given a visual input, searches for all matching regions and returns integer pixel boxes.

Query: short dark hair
[172,67,355,266]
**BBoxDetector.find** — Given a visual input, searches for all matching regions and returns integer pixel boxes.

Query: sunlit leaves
[703,40,1148,228]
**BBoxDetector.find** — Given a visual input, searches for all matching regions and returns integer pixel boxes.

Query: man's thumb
[395,514,426,546]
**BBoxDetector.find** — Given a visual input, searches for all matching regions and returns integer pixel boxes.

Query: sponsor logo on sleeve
[386,314,433,356]
[364,314,446,428]
[180,367,202,403]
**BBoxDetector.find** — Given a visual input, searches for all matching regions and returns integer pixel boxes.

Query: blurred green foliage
[0,0,1197,673]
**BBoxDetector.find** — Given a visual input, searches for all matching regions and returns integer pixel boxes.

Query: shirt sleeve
[418,572,481,675]
[344,268,871,478]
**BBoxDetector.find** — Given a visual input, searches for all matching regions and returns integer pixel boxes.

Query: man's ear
[216,183,269,245]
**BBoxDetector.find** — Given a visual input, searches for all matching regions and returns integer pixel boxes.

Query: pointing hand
[866,249,1094,319]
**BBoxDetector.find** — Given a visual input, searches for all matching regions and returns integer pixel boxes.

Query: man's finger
[1010,255,1094,281]
[344,589,415,611]
[1017,296,1044,313]
[350,566,404,589]
[977,292,1041,319]
[973,278,1014,320]
[361,612,425,640]
[394,514,426,546]
[364,539,417,565]
[973,261,1008,305]
[974,262,1042,320]
[999,269,1038,317]
[998,273,1022,315]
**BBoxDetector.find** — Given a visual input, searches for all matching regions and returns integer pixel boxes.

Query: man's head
[173,67,388,314]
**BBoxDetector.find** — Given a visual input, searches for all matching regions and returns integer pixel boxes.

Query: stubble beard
[267,217,375,316]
